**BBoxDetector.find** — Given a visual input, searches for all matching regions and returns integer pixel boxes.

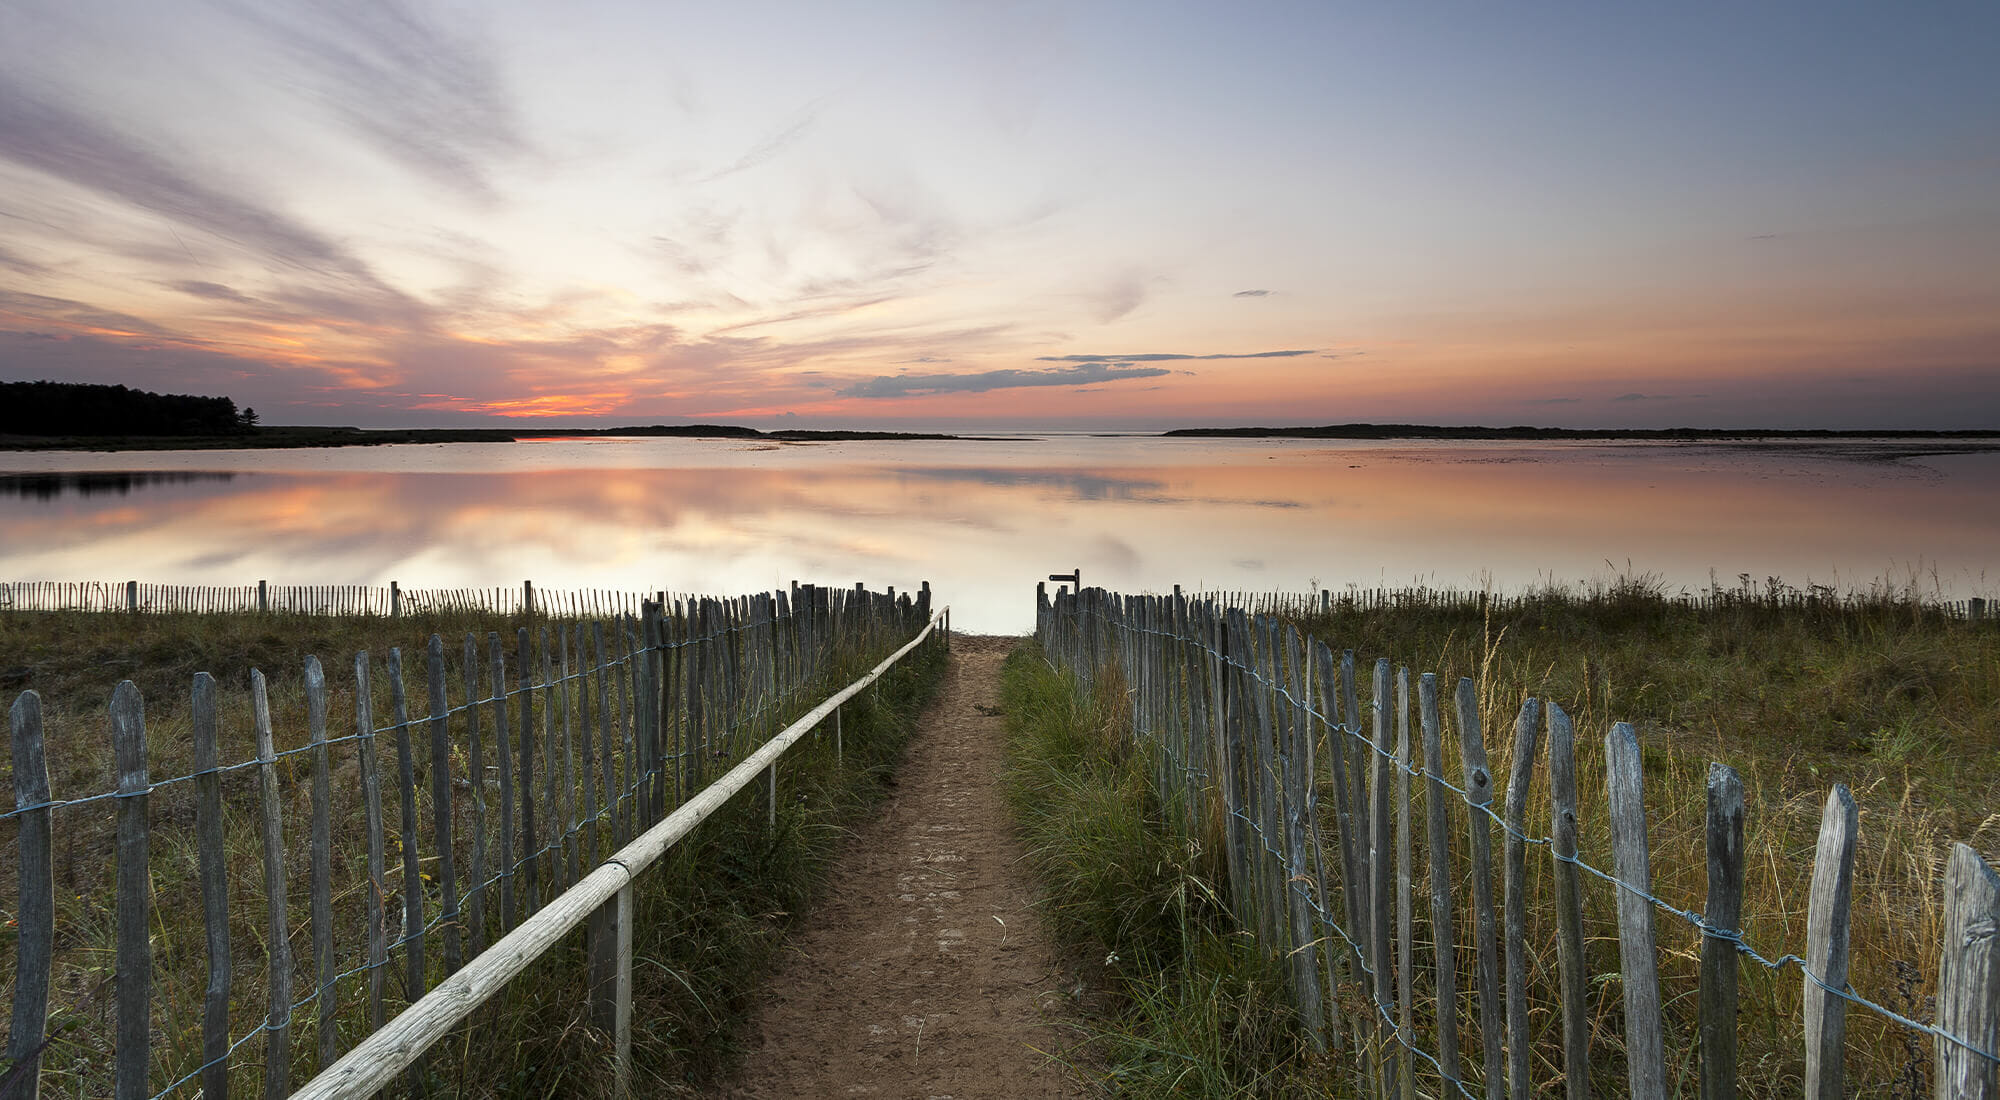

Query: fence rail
[1036,586,2000,1100]
[3,580,936,1099]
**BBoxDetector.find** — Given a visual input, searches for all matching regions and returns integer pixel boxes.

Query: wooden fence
[1036,586,2000,1100]
[2,581,937,1098]
[0,579,921,620]
[1185,584,1991,622]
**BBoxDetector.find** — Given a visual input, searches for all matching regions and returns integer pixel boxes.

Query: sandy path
[726,635,1086,1099]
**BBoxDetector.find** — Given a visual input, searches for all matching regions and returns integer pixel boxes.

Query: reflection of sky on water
[2,438,1995,633]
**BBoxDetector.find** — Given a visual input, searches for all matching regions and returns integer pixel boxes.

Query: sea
[2,434,1995,634]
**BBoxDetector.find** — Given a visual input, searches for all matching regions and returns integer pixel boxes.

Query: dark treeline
[0,380,255,437]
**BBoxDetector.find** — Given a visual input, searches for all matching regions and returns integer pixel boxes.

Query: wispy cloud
[838,361,1171,399]
[1525,396,1582,404]
[0,73,365,276]
[1233,288,1270,297]
[169,280,259,305]
[230,0,526,202]
[1612,392,1674,402]
[1091,271,1150,323]
[704,104,819,181]
[0,242,49,277]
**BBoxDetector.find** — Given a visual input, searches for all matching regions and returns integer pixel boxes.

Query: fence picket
[426,635,462,975]
[1700,763,1745,1100]
[1803,784,1858,1100]
[111,680,151,1100]
[1394,667,1415,1100]
[250,671,294,1099]
[464,634,488,958]
[491,634,515,931]
[517,628,538,914]
[1419,673,1463,1091]
[389,648,425,1002]
[1604,721,1667,1100]
[187,676,231,1100]
[1546,701,1590,1100]
[355,653,388,1032]
[305,657,337,1070]
[1454,676,1506,1100]
[1502,697,1541,1100]
[7,692,53,1100]
[1370,657,1397,1097]
[1934,843,2000,1099]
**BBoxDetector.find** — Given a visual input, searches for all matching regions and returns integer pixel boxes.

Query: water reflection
[0,470,238,500]
[1,439,1994,632]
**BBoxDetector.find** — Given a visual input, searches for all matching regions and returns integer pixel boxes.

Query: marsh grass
[1008,581,1999,1097]
[1001,649,1305,1095]
[0,607,944,1097]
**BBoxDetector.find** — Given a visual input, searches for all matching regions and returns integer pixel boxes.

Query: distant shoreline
[0,424,1009,452]
[4,421,1996,452]
[1160,424,2000,441]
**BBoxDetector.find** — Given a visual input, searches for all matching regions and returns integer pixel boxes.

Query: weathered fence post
[1934,843,2000,1099]
[305,657,338,1071]
[126,579,138,613]
[7,692,53,1100]
[1370,658,1397,1095]
[190,675,230,1100]
[1419,673,1463,1090]
[490,634,515,932]
[586,882,635,1096]
[111,681,151,1100]
[1503,697,1542,1100]
[465,634,489,957]
[389,649,426,1003]
[427,636,462,974]
[1604,722,1667,1100]
[355,653,389,1032]
[1546,701,1590,1100]
[1701,763,1745,1100]
[390,580,400,618]
[259,578,269,613]
[1804,784,1858,1100]
[1455,677,1506,1100]
[251,671,294,1099]
[1394,666,1415,1100]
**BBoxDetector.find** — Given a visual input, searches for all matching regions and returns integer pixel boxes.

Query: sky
[2,1,1996,430]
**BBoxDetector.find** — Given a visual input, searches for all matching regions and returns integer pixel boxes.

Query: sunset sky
[3,2,1996,430]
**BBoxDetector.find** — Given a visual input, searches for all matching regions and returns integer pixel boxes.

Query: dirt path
[726,635,1087,1099]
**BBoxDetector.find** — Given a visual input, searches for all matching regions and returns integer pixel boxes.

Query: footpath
[726,635,1087,1099]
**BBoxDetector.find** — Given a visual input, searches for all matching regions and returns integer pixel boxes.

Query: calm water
[3,436,1996,633]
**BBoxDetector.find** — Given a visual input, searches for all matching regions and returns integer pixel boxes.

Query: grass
[1005,578,2000,1097]
[1000,647,1306,1095]
[0,605,945,1097]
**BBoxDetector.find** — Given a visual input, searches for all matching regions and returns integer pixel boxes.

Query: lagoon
[2,435,1995,633]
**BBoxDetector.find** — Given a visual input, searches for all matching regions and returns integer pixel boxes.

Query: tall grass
[0,607,945,1097]
[1000,648,1306,1095]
